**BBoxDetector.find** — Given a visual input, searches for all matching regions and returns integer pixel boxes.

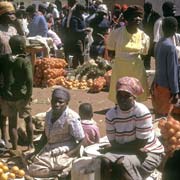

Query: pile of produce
[158,116,180,156]
[0,161,25,180]
[33,57,67,87]
[33,57,112,92]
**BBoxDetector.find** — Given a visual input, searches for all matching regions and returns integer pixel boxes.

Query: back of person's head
[162,1,175,17]
[73,3,86,15]
[79,103,93,120]
[26,4,36,14]
[38,3,47,14]
[162,16,178,37]
[162,150,180,180]
[144,2,152,14]
[9,35,26,54]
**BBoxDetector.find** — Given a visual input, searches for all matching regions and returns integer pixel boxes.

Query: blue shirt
[28,13,48,37]
[155,37,179,94]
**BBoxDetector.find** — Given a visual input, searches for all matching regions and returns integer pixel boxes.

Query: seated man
[103,76,164,179]
[28,87,85,178]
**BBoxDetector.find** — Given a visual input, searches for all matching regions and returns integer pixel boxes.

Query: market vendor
[28,87,85,178]
[103,76,164,179]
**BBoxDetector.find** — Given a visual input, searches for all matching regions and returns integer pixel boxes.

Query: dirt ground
[31,86,153,137]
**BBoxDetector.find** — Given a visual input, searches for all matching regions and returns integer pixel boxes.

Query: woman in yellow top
[107,5,150,103]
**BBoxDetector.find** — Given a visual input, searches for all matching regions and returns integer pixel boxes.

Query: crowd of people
[0,0,180,179]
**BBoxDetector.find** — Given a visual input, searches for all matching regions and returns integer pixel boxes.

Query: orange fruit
[169,136,177,145]
[0,162,4,169]
[8,172,16,179]
[0,173,8,180]
[167,128,176,137]
[1,165,8,173]
[17,169,25,178]
[10,166,19,174]
[0,168,3,175]
[165,121,173,129]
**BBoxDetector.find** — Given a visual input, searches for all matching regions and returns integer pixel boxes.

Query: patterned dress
[28,107,85,178]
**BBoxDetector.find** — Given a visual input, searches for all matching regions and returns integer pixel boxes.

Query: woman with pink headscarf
[103,76,164,179]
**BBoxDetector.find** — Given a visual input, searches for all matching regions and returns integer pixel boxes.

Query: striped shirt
[106,102,164,153]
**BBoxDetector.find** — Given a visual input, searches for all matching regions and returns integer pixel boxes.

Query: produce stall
[33,57,112,93]
[158,116,180,157]
[0,161,25,180]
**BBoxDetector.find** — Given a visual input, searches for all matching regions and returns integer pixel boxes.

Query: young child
[79,103,100,146]
[0,35,34,152]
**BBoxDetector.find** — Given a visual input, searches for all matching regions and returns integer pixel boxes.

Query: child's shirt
[0,54,33,101]
[81,119,100,146]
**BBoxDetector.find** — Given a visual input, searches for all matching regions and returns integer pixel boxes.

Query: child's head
[9,35,26,54]
[79,103,93,120]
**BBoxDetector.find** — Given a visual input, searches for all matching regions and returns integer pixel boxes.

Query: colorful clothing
[106,102,164,153]
[151,83,180,115]
[152,37,180,115]
[81,119,100,146]
[105,102,164,179]
[28,13,48,37]
[107,26,150,103]
[28,107,85,178]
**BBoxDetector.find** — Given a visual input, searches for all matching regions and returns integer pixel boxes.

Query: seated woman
[103,76,164,180]
[28,87,85,178]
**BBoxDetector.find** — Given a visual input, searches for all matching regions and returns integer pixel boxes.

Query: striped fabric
[106,101,164,153]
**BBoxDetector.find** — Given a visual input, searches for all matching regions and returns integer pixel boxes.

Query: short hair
[52,87,71,102]
[26,5,36,14]
[79,103,93,119]
[144,2,152,12]
[162,16,178,37]
[162,1,175,17]
[9,35,26,54]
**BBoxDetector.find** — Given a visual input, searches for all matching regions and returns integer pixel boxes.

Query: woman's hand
[170,93,179,104]
[51,146,69,157]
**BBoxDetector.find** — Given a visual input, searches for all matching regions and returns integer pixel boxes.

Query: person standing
[142,2,160,70]
[152,17,180,117]
[0,1,18,147]
[0,35,34,151]
[26,4,48,37]
[107,5,150,103]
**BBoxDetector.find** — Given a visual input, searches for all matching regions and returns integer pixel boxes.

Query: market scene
[0,0,180,179]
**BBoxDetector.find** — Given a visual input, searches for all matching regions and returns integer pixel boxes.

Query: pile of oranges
[158,116,180,156]
[0,162,25,180]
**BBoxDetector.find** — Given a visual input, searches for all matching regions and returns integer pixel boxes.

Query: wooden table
[26,45,49,68]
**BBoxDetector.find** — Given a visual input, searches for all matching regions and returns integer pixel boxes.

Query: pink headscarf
[116,76,144,97]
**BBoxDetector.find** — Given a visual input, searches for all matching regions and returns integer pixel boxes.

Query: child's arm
[24,59,33,100]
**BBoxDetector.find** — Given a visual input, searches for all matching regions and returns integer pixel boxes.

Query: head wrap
[52,87,70,102]
[121,4,128,12]
[123,5,144,20]
[97,4,108,14]
[116,76,144,97]
[114,3,121,10]
[0,1,15,16]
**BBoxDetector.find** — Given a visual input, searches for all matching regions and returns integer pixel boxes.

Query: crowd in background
[1,0,180,179]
